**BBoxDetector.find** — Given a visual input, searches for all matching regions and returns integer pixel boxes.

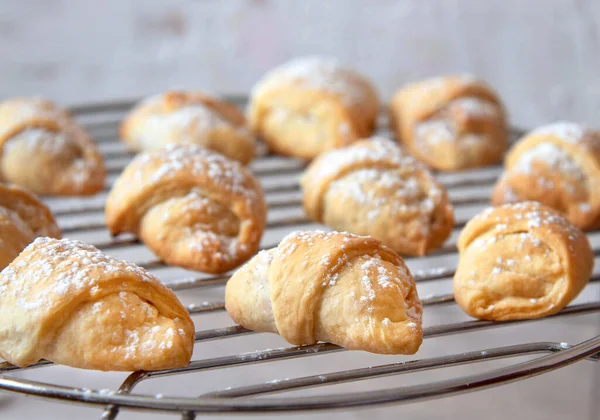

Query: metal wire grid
[0,97,598,419]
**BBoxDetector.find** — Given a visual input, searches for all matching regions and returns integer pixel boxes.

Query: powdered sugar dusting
[413,96,502,149]
[0,237,169,311]
[415,120,454,145]
[140,104,246,149]
[513,142,584,181]
[471,202,584,246]
[5,128,71,156]
[3,127,97,190]
[252,56,371,106]
[357,254,418,321]
[497,174,519,203]
[417,74,480,95]
[311,137,419,181]
[94,296,179,361]
[532,122,587,144]
[133,144,257,202]
[252,230,421,337]
[315,138,443,229]
[451,97,500,119]
[280,230,364,248]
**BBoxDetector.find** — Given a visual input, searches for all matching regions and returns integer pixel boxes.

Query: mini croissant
[106,144,266,274]
[121,91,256,164]
[0,183,61,270]
[0,98,105,195]
[390,75,508,171]
[248,56,380,160]
[226,231,423,354]
[0,237,195,371]
[492,122,600,230]
[454,202,593,320]
[301,137,454,256]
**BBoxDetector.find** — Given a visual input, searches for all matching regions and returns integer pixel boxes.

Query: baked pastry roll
[301,137,454,256]
[390,75,508,171]
[0,98,106,195]
[226,231,423,354]
[121,91,256,164]
[491,122,600,230]
[0,183,61,270]
[106,144,266,274]
[248,56,380,160]
[454,202,593,320]
[0,237,194,370]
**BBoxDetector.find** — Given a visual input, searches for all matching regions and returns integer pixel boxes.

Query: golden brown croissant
[0,183,61,270]
[121,91,256,164]
[248,56,380,160]
[390,75,508,171]
[0,237,195,371]
[106,144,266,274]
[301,137,454,256]
[492,122,600,230]
[0,98,106,195]
[226,231,423,354]
[454,202,593,320]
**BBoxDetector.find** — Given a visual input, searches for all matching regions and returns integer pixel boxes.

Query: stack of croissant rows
[0,56,596,372]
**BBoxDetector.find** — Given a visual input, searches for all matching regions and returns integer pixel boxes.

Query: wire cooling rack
[0,97,598,419]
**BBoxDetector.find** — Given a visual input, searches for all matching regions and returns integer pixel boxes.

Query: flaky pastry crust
[0,183,61,270]
[301,137,454,256]
[121,91,256,164]
[390,75,508,171]
[226,231,423,354]
[454,202,593,320]
[248,56,380,160]
[491,122,600,230]
[0,237,195,371]
[0,97,105,195]
[106,144,266,274]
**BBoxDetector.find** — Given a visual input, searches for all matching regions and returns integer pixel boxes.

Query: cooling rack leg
[99,405,118,420]
[99,371,148,420]
[181,411,196,420]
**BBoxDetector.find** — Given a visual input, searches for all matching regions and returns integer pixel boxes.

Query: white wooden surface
[1,0,599,127]
[0,1,599,419]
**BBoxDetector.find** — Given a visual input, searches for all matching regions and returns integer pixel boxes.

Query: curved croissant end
[0,237,195,371]
[390,75,508,171]
[301,137,454,256]
[121,91,256,164]
[0,183,61,270]
[226,230,423,355]
[106,144,266,274]
[454,202,593,321]
[492,122,600,231]
[248,56,380,160]
[0,98,106,195]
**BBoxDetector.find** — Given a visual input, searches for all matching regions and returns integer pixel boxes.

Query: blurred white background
[1,0,599,128]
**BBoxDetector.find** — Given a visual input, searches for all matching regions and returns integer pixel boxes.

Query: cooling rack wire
[0,96,598,419]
